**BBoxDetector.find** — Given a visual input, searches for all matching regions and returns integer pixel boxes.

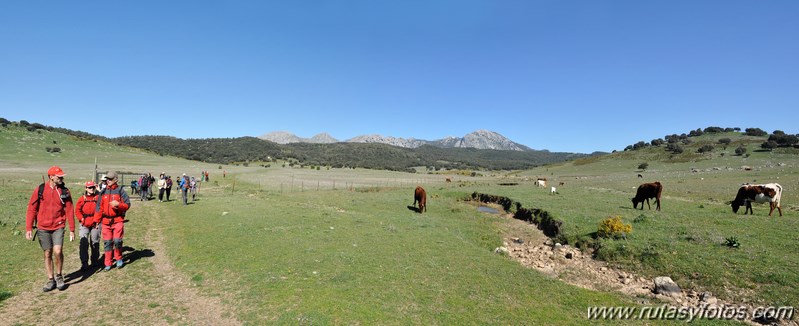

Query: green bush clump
[725,237,740,248]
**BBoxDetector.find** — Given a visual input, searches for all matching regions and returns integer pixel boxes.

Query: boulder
[654,276,681,296]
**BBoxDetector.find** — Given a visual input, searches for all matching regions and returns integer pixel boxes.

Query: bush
[597,216,632,239]
[761,141,778,150]
[697,145,714,153]
[745,128,768,137]
[725,237,740,248]
[735,146,747,156]
[637,162,648,170]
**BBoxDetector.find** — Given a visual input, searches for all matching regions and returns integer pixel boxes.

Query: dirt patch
[0,201,241,325]
[499,215,797,326]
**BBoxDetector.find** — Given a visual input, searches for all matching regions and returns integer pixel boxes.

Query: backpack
[36,182,71,205]
[77,194,97,214]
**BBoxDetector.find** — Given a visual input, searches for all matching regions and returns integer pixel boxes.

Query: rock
[494,247,509,255]
[700,291,718,304]
[654,277,681,296]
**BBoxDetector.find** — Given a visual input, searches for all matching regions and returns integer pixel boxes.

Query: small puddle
[477,206,501,214]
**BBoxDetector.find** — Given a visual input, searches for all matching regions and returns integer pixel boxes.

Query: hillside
[0,119,588,171]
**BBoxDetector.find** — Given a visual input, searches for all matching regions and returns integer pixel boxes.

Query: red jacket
[93,183,130,225]
[75,194,100,227]
[26,183,75,232]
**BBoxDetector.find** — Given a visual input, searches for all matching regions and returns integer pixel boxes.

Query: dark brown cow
[731,183,783,216]
[414,186,427,213]
[632,181,662,211]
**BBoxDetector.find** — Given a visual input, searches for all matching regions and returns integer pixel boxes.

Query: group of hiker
[129,172,200,205]
[24,166,205,292]
[25,167,129,292]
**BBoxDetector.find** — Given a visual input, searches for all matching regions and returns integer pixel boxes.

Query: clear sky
[2,1,797,153]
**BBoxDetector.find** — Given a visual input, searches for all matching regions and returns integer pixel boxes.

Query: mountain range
[259,129,533,152]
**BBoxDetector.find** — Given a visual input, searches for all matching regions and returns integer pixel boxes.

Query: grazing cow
[558,182,565,186]
[445,177,452,183]
[536,178,547,188]
[550,186,557,195]
[632,181,663,211]
[413,186,427,213]
[731,183,783,216]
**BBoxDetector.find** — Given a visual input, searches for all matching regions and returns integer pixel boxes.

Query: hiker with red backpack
[92,171,131,271]
[75,181,101,272]
[26,166,75,292]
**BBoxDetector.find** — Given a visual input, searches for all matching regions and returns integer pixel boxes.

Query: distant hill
[23,119,798,171]
[260,129,532,151]
[0,118,587,171]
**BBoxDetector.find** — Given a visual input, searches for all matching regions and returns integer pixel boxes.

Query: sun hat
[106,171,118,180]
[47,166,66,177]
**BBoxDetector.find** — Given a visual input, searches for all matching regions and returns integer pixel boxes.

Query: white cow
[536,179,547,188]
[550,186,557,195]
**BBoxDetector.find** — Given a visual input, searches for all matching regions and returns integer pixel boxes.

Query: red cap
[85,181,96,188]
[47,166,66,177]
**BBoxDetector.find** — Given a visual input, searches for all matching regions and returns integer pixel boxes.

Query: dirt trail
[0,201,240,325]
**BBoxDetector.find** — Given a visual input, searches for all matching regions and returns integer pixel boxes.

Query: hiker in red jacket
[92,171,131,271]
[26,166,75,292]
[75,181,101,272]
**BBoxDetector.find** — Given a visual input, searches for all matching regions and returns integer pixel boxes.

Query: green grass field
[2,125,793,324]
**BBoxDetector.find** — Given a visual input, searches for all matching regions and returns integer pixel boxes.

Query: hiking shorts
[79,224,101,244]
[38,228,65,250]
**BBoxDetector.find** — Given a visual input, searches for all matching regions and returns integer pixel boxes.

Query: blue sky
[1,1,797,153]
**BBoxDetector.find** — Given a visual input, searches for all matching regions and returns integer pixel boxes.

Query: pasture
[1,125,795,324]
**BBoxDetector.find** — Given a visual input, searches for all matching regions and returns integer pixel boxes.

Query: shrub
[761,141,778,150]
[725,237,740,248]
[697,145,714,153]
[597,216,632,239]
[735,146,747,156]
[637,162,649,170]
[745,128,768,137]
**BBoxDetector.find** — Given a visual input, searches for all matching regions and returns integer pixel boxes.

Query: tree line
[2,118,588,171]
[623,126,799,154]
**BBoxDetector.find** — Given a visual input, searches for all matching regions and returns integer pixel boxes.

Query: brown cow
[632,181,662,211]
[414,186,427,213]
[731,183,783,216]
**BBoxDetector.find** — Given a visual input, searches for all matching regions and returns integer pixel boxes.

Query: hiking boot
[55,274,66,290]
[116,259,124,268]
[104,266,111,271]
[43,278,56,292]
